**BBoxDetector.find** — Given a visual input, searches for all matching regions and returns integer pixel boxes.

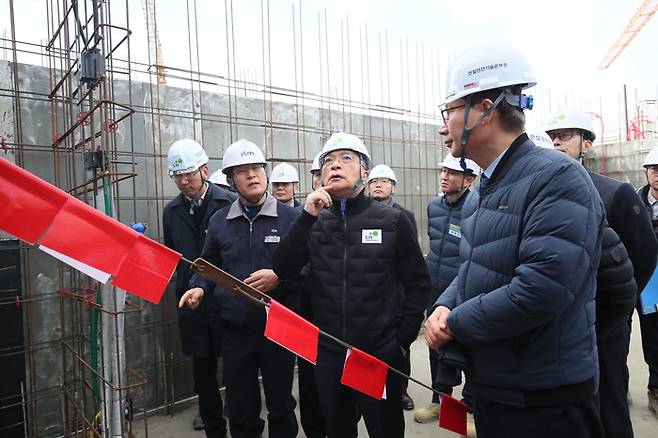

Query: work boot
[402,393,415,410]
[414,403,440,423]
[192,413,205,430]
[649,387,658,416]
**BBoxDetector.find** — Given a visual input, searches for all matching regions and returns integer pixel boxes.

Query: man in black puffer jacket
[425,43,604,438]
[273,132,430,438]
[547,108,657,437]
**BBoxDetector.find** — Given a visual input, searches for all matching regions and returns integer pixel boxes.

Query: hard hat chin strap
[458,88,530,171]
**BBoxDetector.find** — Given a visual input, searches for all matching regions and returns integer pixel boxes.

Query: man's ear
[582,139,593,156]
[479,99,496,127]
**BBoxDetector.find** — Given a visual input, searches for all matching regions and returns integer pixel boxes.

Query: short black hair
[468,85,525,133]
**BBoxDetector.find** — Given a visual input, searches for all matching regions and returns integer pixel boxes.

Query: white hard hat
[208,169,229,186]
[544,108,596,141]
[270,163,299,183]
[310,152,322,173]
[644,148,658,167]
[167,139,209,175]
[221,139,267,174]
[368,164,397,183]
[526,128,554,149]
[443,42,536,106]
[440,154,480,176]
[320,132,372,169]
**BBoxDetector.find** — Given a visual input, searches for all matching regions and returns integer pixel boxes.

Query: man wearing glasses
[163,139,236,438]
[546,109,658,437]
[272,132,430,438]
[425,43,605,437]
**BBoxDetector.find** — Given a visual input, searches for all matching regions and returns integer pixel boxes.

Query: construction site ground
[137,316,657,438]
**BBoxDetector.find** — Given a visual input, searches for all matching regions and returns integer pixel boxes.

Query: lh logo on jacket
[362,229,382,244]
[448,223,461,238]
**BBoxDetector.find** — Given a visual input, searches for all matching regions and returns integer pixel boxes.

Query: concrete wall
[0,60,445,436]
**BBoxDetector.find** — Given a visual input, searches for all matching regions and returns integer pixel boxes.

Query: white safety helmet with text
[526,128,554,149]
[545,108,596,141]
[221,139,267,175]
[270,163,300,183]
[167,139,209,175]
[443,42,536,172]
[443,42,536,106]
[368,164,397,184]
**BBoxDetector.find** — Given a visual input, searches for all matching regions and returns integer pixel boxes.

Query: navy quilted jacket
[426,190,470,310]
[436,134,604,405]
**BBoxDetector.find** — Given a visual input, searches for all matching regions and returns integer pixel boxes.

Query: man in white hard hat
[272,132,431,437]
[179,139,299,438]
[271,162,300,207]
[635,147,658,418]
[163,139,236,437]
[415,135,478,428]
[367,164,418,411]
[209,169,232,191]
[547,108,657,436]
[424,43,605,437]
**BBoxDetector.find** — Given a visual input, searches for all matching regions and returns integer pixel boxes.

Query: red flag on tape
[438,392,467,435]
[264,299,320,364]
[112,234,181,304]
[0,157,69,244]
[340,347,388,399]
[39,197,139,275]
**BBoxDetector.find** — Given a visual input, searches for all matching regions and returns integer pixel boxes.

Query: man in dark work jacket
[163,139,236,438]
[547,108,658,438]
[273,132,430,438]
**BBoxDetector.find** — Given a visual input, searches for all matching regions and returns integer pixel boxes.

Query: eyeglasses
[170,167,201,181]
[440,104,466,124]
[233,164,264,176]
[547,129,580,142]
[321,151,359,167]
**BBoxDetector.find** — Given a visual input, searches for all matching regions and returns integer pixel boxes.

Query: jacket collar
[226,194,278,220]
[486,133,530,187]
[168,183,234,208]
[329,189,370,216]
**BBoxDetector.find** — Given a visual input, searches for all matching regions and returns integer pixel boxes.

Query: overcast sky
[2,0,657,141]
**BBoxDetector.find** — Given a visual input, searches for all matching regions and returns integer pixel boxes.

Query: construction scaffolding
[0,1,447,436]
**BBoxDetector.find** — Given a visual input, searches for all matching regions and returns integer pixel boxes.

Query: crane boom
[599,0,658,70]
